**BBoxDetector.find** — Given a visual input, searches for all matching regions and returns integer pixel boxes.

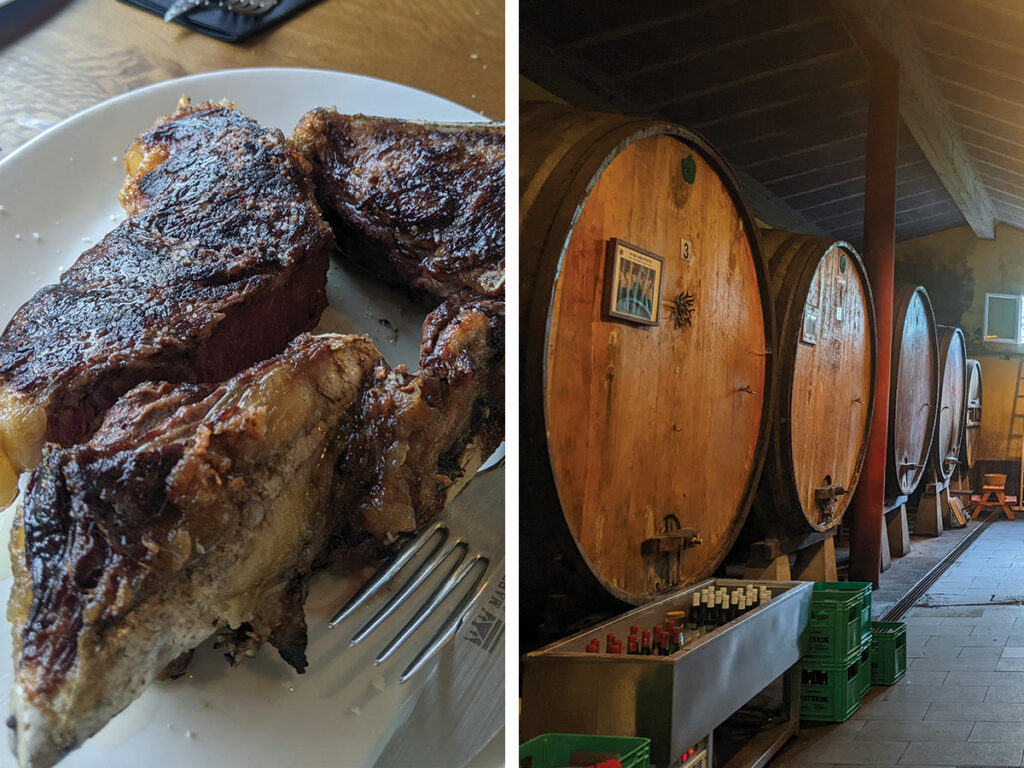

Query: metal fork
[328,458,504,684]
[163,0,280,23]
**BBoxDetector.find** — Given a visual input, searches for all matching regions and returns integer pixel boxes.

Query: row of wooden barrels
[520,103,983,635]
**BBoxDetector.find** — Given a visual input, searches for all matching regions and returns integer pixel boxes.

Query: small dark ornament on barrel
[670,291,696,329]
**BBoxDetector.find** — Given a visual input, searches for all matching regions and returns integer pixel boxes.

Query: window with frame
[984,293,1024,343]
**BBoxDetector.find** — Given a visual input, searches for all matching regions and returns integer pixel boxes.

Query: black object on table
[118,0,322,43]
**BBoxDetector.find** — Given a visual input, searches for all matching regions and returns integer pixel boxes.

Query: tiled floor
[869,512,981,618]
[773,515,1024,767]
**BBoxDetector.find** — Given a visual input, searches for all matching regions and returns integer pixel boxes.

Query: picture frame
[604,238,664,326]
[801,305,820,346]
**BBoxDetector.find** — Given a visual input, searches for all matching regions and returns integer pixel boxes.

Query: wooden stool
[971,473,1016,520]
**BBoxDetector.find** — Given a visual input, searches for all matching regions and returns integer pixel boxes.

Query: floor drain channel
[880,514,998,622]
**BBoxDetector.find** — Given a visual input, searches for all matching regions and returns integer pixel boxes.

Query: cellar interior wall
[895,223,1024,462]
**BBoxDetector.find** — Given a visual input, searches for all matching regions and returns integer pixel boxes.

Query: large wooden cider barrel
[752,231,876,537]
[886,283,940,499]
[930,326,968,481]
[961,359,982,470]
[520,102,776,635]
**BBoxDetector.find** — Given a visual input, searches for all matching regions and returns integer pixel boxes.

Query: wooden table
[0,0,504,161]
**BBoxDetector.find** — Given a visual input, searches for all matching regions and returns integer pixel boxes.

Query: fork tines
[329,522,492,684]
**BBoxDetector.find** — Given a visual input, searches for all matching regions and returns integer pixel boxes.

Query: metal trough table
[521,578,813,768]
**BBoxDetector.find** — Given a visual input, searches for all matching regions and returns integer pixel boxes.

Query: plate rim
[0,66,488,171]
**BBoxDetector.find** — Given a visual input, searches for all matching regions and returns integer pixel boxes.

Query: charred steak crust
[19,439,189,697]
[289,109,505,298]
[0,100,332,477]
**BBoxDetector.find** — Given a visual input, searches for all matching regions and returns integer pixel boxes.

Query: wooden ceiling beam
[733,169,828,235]
[833,0,997,239]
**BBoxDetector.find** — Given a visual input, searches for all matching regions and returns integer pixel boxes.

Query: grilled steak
[289,109,505,298]
[345,290,504,536]
[8,292,504,767]
[8,334,381,768]
[0,98,333,508]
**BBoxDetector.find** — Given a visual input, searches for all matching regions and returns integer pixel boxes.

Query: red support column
[850,52,900,587]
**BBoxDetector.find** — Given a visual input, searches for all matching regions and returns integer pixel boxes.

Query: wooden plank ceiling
[521,0,1024,245]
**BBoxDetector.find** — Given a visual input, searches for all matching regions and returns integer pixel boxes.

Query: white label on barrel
[802,306,819,345]
[680,238,693,262]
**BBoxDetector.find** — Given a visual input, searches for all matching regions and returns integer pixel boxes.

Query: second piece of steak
[8,334,382,768]
[343,290,505,537]
[289,109,505,299]
[0,98,333,506]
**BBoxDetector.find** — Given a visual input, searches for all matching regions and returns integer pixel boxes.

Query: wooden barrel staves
[752,231,876,539]
[960,359,982,470]
[930,326,968,482]
[520,102,776,640]
[886,283,940,499]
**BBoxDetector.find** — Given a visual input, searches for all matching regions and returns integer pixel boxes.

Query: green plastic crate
[856,639,871,699]
[804,589,863,663]
[800,654,865,722]
[520,733,652,768]
[812,581,872,642]
[870,621,907,685]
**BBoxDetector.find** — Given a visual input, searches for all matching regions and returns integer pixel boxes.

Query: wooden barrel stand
[742,529,838,582]
[880,494,911,572]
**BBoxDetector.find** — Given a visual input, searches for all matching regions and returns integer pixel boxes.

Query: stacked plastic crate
[800,582,873,722]
[869,620,907,686]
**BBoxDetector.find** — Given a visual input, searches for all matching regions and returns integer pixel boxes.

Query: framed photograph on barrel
[604,238,664,326]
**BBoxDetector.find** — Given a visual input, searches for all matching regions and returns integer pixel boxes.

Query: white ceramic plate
[0,68,504,767]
